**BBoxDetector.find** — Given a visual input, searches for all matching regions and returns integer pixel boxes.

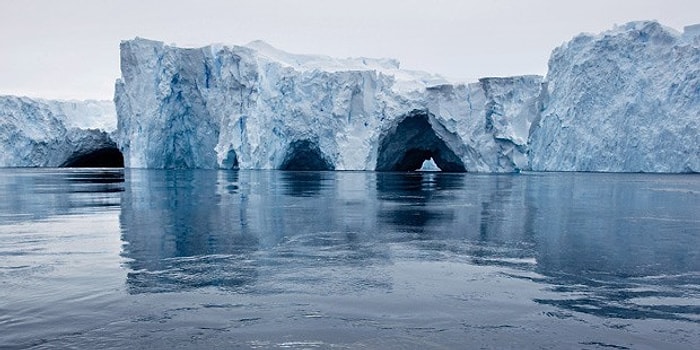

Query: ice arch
[376,112,466,172]
[221,150,239,170]
[62,147,124,168]
[279,140,334,171]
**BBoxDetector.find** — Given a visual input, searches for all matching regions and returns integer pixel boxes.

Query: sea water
[1,169,698,349]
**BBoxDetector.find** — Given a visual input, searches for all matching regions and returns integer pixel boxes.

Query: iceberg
[115,38,542,171]
[529,21,699,172]
[0,95,119,167]
[1,20,696,172]
[116,21,698,172]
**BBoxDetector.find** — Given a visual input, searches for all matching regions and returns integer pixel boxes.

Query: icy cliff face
[529,21,699,172]
[115,38,542,171]
[110,20,700,173]
[0,96,119,167]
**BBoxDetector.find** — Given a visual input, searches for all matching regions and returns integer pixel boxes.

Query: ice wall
[0,95,118,167]
[529,21,699,172]
[3,21,695,172]
[115,38,542,171]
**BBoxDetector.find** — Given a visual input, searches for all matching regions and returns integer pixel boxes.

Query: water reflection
[0,168,123,223]
[525,173,700,322]
[279,170,328,197]
[120,170,391,294]
[119,170,259,293]
[376,173,453,229]
[118,170,700,322]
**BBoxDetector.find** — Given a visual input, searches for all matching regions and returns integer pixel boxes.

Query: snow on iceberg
[0,95,120,167]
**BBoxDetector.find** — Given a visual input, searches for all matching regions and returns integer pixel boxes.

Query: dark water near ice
[1,169,699,349]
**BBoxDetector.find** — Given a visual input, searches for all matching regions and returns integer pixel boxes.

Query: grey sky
[0,0,698,100]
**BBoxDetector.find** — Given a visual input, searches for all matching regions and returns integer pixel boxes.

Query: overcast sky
[0,0,698,100]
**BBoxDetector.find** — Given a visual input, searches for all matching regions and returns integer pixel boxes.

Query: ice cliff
[115,39,542,171]
[116,21,698,172]
[529,21,699,172]
[0,96,119,167]
[2,21,696,172]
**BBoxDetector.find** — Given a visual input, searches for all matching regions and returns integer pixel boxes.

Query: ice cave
[375,112,466,172]
[280,140,334,171]
[222,150,239,170]
[62,147,124,168]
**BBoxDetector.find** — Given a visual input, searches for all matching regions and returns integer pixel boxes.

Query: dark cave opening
[376,112,466,172]
[62,147,124,168]
[280,140,334,171]
[222,150,239,170]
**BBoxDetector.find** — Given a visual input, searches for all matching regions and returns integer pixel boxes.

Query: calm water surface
[0,169,699,349]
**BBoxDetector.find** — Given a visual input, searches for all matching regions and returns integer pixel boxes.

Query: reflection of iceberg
[375,173,460,230]
[524,174,700,322]
[0,169,123,223]
[118,171,545,294]
[119,170,391,294]
[119,171,540,294]
[119,170,260,293]
[118,170,700,323]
